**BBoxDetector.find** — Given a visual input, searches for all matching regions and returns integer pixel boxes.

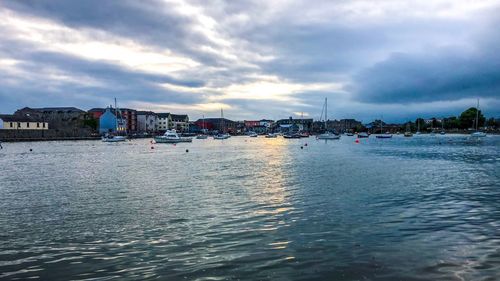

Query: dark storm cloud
[351,49,500,104]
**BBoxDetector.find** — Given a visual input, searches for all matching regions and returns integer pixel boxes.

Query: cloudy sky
[1,0,499,122]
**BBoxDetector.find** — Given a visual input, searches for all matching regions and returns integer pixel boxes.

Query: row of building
[0,105,365,135]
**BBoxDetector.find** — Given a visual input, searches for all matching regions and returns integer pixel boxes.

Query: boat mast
[475,98,479,131]
[114,97,118,134]
[324,98,327,132]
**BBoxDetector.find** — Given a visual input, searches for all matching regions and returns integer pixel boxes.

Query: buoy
[355,139,360,143]
[151,146,154,149]
[29,148,33,151]
[304,143,308,146]
[300,146,303,149]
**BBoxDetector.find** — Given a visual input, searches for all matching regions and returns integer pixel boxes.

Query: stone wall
[0,128,98,141]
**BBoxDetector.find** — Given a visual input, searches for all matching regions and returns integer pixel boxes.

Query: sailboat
[317,98,340,140]
[404,122,413,137]
[440,118,446,135]
[375,117,392,138]
[102,98,126,142]
[416,119,421,135]
[196,114,208,139]
[214,109,231,139]
[471,99,486,138]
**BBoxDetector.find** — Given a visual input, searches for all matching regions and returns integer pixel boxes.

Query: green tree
[83,118,98,130]
[459,107,485,129]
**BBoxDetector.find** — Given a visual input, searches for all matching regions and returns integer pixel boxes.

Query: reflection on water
[0,135,499,280]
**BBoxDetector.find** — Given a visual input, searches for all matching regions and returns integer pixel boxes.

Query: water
[1,135,499,280]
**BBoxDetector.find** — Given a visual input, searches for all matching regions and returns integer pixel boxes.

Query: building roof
[136,111,156,115]
[29,107,85,113]
[170,114,188,121]
[88,108,105,113]
[157,112,171,118]
[0,114,44,122]
[196,118,236,124]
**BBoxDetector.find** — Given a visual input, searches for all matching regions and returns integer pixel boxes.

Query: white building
[156,113,171,131]
[0,114,49,130]
[137,111,157,132]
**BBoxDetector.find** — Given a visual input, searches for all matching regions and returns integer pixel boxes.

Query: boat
[471,99,487,138]
[154,130,192,143]
[214,109,231,140]
[102,135,126,142]
[375,118,392,139]
[404,123,412,137]
[248,131,258,137]
[196,114,208,139]
[357,132,369,138]
[265,133,278,138]
[440,119,446,135]
[299,131,310,138]
[102,98,126,142]
[317,97,341,140]
[283,133,301,139]
[346,132,354,136]
[416,119,421,135]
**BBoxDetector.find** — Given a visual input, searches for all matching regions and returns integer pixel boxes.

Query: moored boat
[102,135,126,142]
[265,133,278,138]
[154,130,192,143]
[357,132,369,138]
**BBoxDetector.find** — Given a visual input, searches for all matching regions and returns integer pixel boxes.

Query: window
[37,123,40,128]
[17,122,21,128]
[43,123,46,128]
[10,122,13,128]
[27,122,30,128]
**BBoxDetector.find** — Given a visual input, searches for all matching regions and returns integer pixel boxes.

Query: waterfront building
[137,111,157,132]
[170,114,189,132]
[156,113,172,131]
[276,117,313,132]
[120,108,137,132]
[15,107,87,131]
[99,107,126,134]
[0,114,48,130]
[327,119,363,133]
[194,118,237,134]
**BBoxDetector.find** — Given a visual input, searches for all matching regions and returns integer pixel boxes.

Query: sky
[0,0,499,122]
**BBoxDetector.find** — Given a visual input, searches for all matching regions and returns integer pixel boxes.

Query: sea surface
[0,135,499,280]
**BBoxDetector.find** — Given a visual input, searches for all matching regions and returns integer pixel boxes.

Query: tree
[459,107,485,129]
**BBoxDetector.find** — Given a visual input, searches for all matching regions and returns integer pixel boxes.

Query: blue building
[99,107,117,134]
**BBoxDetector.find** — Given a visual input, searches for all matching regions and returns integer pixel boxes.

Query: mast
[324,98,327,132]
[475,98,479,131]
[114,97,118,133]
[220,108,224,134]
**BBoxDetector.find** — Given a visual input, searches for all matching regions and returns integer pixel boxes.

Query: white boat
[102,98,127,142]
[214,109,231,140]
[317,97,340,140]
[357,132,369,138]
[471,131,486,138]
[213,133,230,140]
[154,130,192,143]
[318,132,341,140]
[470,99,486,138]
[375,119,392,139]
[102,135,126,142]
[196,114,208,139]
[265,133,278,138]
[404,123,412,137]
[248,131,258,137]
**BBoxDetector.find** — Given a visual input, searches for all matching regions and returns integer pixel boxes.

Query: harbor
[1,135,499,280]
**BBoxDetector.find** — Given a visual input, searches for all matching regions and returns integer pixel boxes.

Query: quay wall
[0,129,99,142]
